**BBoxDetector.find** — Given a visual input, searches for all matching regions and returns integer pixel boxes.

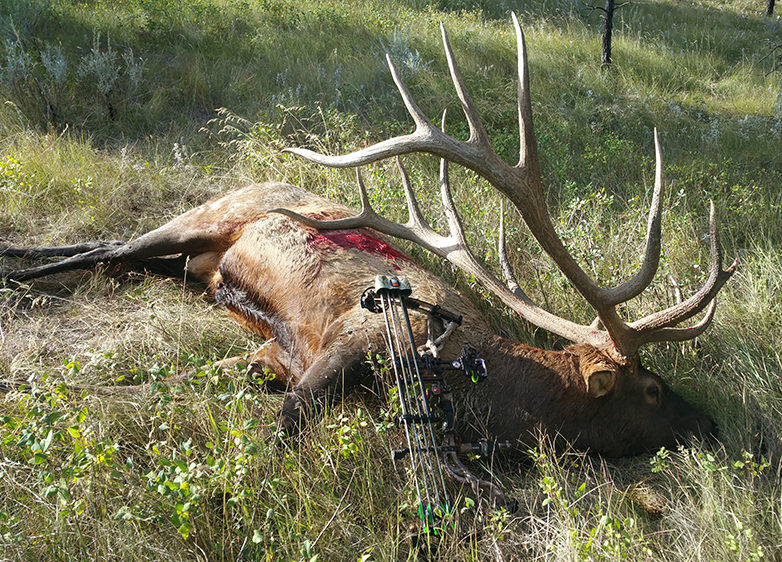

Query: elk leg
[2,221,230,282]
[0,241,125,258]
[1,242,130,281]
[4,252,198,281]
[1,340,300,397]
[0,247,192,282]
[213,340,302,393]
[0,243,133,281]
[110,339,303,393]
[2,247,195,283]
[278,340,368,435]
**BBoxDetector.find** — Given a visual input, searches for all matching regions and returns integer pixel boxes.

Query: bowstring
[388,293,440,515]
[379,292,425,512]
[381,290,450,523]
[397,295,450,515]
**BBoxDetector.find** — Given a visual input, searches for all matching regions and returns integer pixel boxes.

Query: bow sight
[361,275,514,536]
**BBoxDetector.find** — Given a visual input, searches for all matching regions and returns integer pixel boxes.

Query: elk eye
[645,384,660,401]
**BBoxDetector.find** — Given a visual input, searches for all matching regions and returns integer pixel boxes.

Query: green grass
[2,0,782,559]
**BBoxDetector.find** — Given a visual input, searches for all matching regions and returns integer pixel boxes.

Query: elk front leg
[0,339,302,397]
[214,339,302,392]
[278,339,369,435]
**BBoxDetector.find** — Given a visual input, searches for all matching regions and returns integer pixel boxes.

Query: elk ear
[575,346,618,397]
[584,369,616,398]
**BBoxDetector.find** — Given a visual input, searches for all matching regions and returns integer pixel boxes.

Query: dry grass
[1,0,781,559]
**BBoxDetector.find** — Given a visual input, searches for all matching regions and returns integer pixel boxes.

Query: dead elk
[1,16,733,460]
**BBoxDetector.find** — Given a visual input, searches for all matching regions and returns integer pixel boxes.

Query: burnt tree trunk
[767,0,776,17]
[602,0,615,67]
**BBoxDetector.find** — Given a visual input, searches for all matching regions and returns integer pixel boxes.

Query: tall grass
[1,0,781,559]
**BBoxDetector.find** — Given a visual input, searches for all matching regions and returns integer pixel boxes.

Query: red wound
[309,230,410,263]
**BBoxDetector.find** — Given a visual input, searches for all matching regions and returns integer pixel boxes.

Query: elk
[1,15,734,460]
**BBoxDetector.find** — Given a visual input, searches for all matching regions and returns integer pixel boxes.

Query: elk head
[272,15,734,451]
[561,344,717,455]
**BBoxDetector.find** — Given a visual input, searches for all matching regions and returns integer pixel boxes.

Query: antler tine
[436,108,538,311]
[354,167,374,214]
[604,129,664,305]
[512,12,539,174]
[438,157,472,247]
[668,274,684,305]
[395,157,437,237]
[436,110,469,246]
[385,53,436,133]
[439,23,491,147]
[499,200,527,297]
[270,168,380,230]
[631,200,736,336]
[642,298,718,344]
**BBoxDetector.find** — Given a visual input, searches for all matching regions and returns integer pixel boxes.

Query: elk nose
[697,415,716,440]
[681,412,716,445]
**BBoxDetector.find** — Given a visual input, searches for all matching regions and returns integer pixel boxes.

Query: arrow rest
[361,275,516,539]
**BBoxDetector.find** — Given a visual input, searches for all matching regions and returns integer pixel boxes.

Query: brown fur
[2,181,713,457]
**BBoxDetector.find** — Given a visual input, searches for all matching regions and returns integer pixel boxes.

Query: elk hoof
[277,391,307,436]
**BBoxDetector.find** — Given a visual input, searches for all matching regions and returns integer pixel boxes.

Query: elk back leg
[1,247,205,282]
[1,218,236,283]
[0,241,125,258]
[1,241,129,281]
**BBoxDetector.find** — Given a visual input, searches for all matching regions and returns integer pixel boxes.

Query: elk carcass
[1,15,733,459]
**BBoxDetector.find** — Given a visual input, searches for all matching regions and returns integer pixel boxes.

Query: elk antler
[274,14,736,358]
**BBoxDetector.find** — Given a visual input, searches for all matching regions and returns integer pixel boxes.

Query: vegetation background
[0,0,780,559]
